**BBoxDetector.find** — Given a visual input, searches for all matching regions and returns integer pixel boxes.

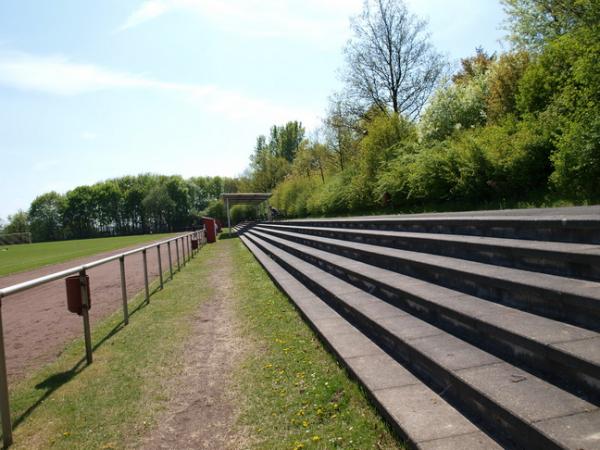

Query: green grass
[229,239,402,449]
[5,247,211,449]
[0,233,178,276]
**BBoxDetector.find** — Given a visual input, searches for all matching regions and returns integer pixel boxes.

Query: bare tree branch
[343,0,445,119]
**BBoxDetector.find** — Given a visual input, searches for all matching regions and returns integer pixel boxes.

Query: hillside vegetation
[258,0,600,218]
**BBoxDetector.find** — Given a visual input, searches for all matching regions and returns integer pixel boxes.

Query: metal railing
[0,230,205,447]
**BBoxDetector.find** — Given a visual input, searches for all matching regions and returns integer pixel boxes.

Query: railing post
[0,299,13,448]
[181,237,187,267]
[188,234,192,259]
[167,241,173,279]
[175,238,181,272]
[119,256,129,325]
[157,244,164,290]
[79,269,93,365]
[184,236,189,263]
[142,249,150,303]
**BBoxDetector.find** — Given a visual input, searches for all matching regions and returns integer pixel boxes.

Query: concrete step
[271,206,600,244]
[248,228,600,401]
[230,222,255,236]
[240,236,502,450]
[244,232,600,450]
[252,226,600,332]
[259,223,600,281]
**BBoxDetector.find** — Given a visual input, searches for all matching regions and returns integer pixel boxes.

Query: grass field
[0,233,178,277]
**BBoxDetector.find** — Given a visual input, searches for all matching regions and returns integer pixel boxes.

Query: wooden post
[175,238,181,271]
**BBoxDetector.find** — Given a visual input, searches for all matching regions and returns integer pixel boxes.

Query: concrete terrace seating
[239,206,600,450]
[230,221,255,236]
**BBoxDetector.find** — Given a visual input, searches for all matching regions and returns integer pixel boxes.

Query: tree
[4,210,29,234]
[270,121,305,162]
[452,48,496,85]
[248,123,305,191]
[63,186,96,238]
[164,176,190,230]
[29,192,65,241]
[292,141,330,183]
[93,181,122,234]
[502,0,600,51]
[343,0,445,119]
[142,184,175,232]
[486,51,530,122]
[324,95,360,171]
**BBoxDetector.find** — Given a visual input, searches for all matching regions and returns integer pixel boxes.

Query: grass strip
[0,233,178,276]
[229,238,403,449]
[4,245,212,449]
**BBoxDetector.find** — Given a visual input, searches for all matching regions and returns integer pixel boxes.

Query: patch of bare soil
[138,245,249,450]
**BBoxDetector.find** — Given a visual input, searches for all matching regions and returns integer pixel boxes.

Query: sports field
[0,233,177,277]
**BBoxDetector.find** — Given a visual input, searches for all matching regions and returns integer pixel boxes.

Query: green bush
[271,176,320,217]
[306,170,356,216]
[230,204,259,224]
[551,105,600,201]
[202,200,226,223]
[420,74,488,141]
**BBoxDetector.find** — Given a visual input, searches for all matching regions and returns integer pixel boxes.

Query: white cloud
[0,50,318,126]
[119,0,172,30]
[118,0,362,42]
[0,50,158,95]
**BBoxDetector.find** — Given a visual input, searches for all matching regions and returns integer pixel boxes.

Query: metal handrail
[0,233,197,299]
[0,229,206,447]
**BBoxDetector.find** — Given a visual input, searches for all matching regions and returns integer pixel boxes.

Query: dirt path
[140,242,247,450]
[0,236,188,381]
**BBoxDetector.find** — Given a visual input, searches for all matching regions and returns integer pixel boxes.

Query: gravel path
[140,240,247,449]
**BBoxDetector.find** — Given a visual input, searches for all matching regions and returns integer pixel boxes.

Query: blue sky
[0,0,507,220]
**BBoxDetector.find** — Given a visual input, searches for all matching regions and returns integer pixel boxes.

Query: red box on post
[65,275,91,315]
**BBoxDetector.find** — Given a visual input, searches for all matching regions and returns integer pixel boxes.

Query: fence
[0,233,32,246]
[0,230,205,447]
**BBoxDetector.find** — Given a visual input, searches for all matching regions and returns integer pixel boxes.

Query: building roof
[220,192,272,205]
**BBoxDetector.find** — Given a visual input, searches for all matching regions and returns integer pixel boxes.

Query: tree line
[1,175,244,242]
